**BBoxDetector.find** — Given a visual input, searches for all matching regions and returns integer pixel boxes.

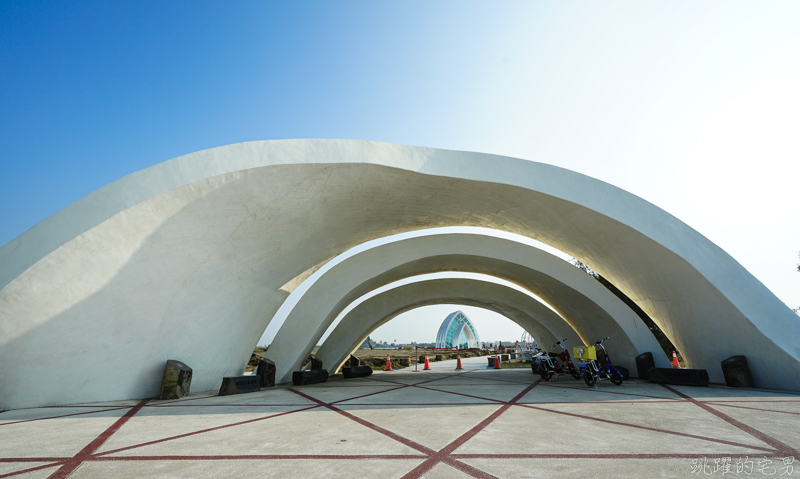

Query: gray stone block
[159,360,192,400]
[721,356,754,388]
[218,376,260,396]
[292,369,329,385]
[649,368,709,387]
[309,355,324,371]
[345,354,361,368]
[635,352,655,380]
[342,365,373,379]
[256,358,276,388]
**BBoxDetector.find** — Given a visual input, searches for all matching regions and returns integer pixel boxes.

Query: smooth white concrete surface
[313,277,589,375]
[269,232,669,384]
[1,139,798,409]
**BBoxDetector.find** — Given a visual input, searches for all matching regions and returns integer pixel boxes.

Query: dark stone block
[292,369,329,386]
[399,357,410,367]
[649,368,709,387]
[218,376,260,396]
[342,365,373,379]
[159,360,193,400]
[501,354,510,361]
[345,354,361,368]
[721,356,754,388]
[256,358,276,388]
[615,366,630,380]
[487,357,495,366]
[635,352,655,380]
[309,356,324,371]
[435,354,443,361]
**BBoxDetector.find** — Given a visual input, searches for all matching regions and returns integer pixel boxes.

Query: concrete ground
[1,357,798,479]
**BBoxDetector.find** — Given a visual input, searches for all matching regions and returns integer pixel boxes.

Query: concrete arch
[314,277,574,374]
[268,231,669,384]
[0,139,797,409]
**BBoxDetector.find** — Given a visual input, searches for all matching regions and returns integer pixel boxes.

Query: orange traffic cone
[494,356,501,369]
[455,353,463,370]
[672,351,680,368]
[423,354,431,370]
[385,355,393,371]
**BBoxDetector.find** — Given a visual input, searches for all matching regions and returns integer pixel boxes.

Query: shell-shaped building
[435,310,481,349]
[2,139,799,410]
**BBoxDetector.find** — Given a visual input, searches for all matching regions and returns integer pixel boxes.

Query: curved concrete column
[315,277,573,374]
[1,139,797,409]
[269,232,669,384]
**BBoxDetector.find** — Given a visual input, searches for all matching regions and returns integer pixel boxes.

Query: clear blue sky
[3,2,799,343]
[2,1,540,242]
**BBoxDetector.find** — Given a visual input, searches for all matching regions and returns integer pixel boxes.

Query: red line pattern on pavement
[47,399,150,479]
[701,384,800,396]
[699,398,800,403]
[537,383,679,401]
[660,384,800,457]
[0,407,130,427]
[93,454,427,461]
[703,401,800,416]
[95,405,320,457]
[1,369,798,478]
[451,452,790,459]
[516,403,774,452]
[400,381,540,479]
[0,463,61,479]
[287,388,435,455]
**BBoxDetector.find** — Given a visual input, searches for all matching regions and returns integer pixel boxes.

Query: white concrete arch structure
[314,277,575,374]
[267,231,668,384]
[1,139,797,409]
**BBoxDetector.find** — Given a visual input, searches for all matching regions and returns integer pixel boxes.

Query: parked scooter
[536,338,581,381]
[582,337,623,387]
[530,348,547,374]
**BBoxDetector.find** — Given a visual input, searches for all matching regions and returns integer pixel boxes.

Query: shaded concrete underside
[269,232,669,385]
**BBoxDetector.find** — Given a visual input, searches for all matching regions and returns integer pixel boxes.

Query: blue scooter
[582,337,623,387]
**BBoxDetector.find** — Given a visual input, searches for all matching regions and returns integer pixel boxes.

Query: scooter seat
[548,352,559,357]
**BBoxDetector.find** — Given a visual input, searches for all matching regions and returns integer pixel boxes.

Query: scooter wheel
[539,370,551,382]
[583,371,596,387]
[570,369,581,380]
[611,371,623,385]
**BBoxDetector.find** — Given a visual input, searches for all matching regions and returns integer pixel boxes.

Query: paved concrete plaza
[1,357,798,478]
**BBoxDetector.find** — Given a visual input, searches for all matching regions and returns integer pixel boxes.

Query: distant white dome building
[435,310,481,349]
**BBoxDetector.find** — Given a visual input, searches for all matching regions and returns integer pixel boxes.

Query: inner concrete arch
[267,231,668,384]
[314,277,576,375]
[1,139,797,409]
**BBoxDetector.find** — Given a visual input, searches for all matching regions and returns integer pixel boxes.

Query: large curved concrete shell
[314,277,581,374]
[1,139,798,409]
[267,232,669,384]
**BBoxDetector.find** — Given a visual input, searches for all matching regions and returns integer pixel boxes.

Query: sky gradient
[2,2,799,343]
